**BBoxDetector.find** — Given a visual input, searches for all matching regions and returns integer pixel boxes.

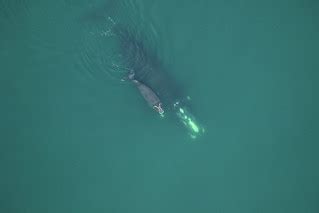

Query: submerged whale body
[115,27,182,108]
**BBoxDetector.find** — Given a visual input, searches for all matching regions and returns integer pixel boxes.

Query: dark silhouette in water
[115,27,183,110]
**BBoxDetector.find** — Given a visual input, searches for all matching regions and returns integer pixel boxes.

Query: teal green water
[1,0,319,212]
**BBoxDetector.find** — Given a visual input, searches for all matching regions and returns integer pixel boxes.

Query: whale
[128,71,164,116]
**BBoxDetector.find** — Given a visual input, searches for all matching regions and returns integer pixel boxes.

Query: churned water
[1,0,318,212]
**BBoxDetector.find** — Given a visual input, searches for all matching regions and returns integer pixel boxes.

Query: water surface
[1,0,318,212]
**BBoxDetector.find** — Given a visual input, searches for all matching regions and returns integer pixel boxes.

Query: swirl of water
[74,0,162,84]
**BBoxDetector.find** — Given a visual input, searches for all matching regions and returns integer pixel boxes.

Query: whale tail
[125,70,141,85]
[121,70,137,83]
[128,70,135,80]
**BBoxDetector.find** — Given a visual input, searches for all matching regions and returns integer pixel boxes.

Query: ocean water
[1,0,318,212]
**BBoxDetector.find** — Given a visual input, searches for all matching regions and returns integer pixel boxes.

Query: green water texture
[1,0,319,212]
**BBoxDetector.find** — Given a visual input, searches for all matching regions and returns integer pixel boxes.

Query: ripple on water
[75,0,163,84]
